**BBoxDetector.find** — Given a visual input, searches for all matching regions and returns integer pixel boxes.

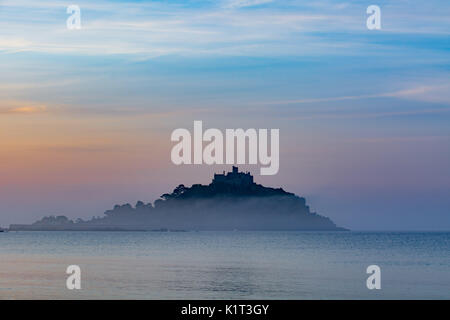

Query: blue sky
[0,0,449,230]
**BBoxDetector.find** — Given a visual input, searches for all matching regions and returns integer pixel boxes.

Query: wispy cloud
[251,84,450,106]
[1,0,448,57]
[0,103,47,114]
[223,0,274,9]
[290,107,450,121]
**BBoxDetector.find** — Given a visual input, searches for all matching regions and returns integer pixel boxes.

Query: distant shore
[7,225,188,232]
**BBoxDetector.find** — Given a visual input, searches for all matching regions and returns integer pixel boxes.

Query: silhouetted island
[9,167,347,231]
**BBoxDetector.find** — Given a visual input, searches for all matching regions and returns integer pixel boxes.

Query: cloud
[0,102,47,114]
[2,0,446,58]
[384,85,450,104]
[0,13,349,57]
[251,83,450,106]
[292,107,450,120]
[224,0,273,9]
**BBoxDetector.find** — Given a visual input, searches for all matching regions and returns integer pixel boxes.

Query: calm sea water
[0,231,449,299]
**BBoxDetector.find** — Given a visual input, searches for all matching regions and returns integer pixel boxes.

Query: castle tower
[212,166,254,186]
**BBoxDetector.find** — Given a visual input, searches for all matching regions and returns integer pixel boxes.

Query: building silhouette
[212,166,254,186]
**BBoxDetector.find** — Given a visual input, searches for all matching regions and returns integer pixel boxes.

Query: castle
[212,166,254,186]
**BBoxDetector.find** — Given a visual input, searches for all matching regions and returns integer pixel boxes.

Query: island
[9,167,347,231]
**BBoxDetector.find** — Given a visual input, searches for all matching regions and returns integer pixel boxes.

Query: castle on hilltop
[212,166,254,186]
[9,165,347,231]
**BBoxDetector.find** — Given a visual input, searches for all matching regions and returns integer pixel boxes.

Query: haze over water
[1,231,449,299]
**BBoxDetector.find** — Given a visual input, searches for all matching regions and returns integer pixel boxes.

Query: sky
[0,0,449,230]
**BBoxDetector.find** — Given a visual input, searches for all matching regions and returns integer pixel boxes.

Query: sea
[0,231,449,299]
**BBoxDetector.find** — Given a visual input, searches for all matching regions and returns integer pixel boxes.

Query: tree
[173,184,186,196]
[136,201,145,208]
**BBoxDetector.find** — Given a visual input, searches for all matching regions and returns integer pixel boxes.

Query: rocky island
[9,167,346,231]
